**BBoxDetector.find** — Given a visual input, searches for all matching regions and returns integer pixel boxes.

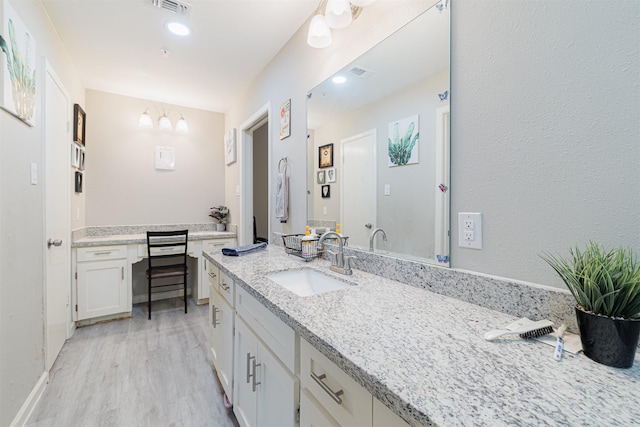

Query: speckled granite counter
[204,246,640,427]
[71,224,236,247]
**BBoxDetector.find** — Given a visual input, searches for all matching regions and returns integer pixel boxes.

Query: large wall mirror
[306,3,450,266]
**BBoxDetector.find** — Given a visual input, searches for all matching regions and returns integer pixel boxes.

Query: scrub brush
[484,318,554,341]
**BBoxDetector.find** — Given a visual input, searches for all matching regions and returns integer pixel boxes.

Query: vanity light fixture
[307,0,375,48]
[139,108,189,133]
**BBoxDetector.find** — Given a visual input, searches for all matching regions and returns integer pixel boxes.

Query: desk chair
[146,230,189,319]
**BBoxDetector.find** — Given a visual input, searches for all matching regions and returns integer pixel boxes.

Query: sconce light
[307,0,375,48]
[139,108,189,133]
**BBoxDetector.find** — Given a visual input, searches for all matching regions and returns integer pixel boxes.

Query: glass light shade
[166,22,190,36]
[307,14,332,48]
[158,114,173,130]
[350,0,376,6]
[324,0,352,29]
[139,111,153,128]
[175,117,189,133]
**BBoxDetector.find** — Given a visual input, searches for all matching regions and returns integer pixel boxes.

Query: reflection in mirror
[307,2,450,266]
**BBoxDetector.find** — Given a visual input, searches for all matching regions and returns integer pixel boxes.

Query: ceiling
[41,0,319,113]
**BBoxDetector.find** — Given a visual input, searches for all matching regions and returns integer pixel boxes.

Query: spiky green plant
[0,19,36,121]
[541,242,640,319]
[388,121,419,166]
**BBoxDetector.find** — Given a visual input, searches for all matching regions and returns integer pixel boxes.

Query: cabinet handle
[220,282,230,292]
[121,267,124,280]
[212,306,220,327]
[310,372,344,404]
[246,353,253,384]
[252,357,261,392]
[93,251,112,256]
[208,271,217,279]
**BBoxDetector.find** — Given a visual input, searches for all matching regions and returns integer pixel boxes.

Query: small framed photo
[73,104,86,146]
[326,168,336,183]
[279,99,291,140]
[79,150,85,171]
[224,129,237,165]
[318,143,333,168]
[317,170,325,184]
[71,144,80,168]
[321,184,330,199]
[74,171,83,193]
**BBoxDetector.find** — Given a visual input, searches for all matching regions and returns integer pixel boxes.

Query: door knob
[364,223,372,229]
[47,238,62,248]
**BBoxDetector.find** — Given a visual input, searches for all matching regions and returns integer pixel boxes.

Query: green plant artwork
[1,4,36,124]
[388,115,419,167]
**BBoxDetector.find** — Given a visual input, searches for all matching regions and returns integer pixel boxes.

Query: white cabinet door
[373,398,410,427]
[217,294,235,402]
[234,316,298,427]
[209,285,222,366]
[234,316,259,427]
[77,258,127,320]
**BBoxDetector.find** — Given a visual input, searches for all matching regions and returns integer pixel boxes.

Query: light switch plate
[458,212,482,249]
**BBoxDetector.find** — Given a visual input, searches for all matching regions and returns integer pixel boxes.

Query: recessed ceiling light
[332,76,347,84]
[166,22,190,36]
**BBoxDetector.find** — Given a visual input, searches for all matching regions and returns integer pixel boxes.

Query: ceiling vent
[348,65,374,79]
[150,0,191,16]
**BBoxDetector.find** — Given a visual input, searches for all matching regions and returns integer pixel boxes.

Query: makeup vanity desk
[71,226,236,324]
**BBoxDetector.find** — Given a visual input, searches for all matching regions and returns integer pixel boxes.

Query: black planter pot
[575,306,640,369]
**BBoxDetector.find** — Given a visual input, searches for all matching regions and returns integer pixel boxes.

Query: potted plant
[541,242,640,368]
[209,205,229,231]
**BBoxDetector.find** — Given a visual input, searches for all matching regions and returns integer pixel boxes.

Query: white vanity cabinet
[233,286,299,427]
[209,266,235,402]
[75,245,129,320]
[197,238,235,304]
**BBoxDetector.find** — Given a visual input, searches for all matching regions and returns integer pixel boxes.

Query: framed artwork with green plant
[388,114,419,167]
[0,0,36,126]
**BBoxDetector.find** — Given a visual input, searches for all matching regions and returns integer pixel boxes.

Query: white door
[234,316,259,427]
[340,130,376,249]
[44,62,71,370]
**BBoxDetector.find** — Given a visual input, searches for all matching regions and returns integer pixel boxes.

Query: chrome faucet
[369,228,387,251]
[319,232,356,275]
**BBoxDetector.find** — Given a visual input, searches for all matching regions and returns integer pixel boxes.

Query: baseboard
[10,371,49,427]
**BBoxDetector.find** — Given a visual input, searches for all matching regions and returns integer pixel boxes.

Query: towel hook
[278,157,289,175]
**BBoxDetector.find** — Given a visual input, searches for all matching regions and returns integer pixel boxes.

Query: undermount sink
[266,268,354,297]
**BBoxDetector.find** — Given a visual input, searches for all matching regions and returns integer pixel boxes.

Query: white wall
[85,90,225,226]
[0,0,84,424]
[226,0,639,289]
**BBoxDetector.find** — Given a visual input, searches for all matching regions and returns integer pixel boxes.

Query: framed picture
[318,143,333,168]
[79,150,85,171]
[321,184,330,199]
[326,168,336,183]
[74,171,83,193]
[317,170,325,184]
[279,98,290,140]
[1,0,37,126]
[71,143,80,168]
[73,104,86,146]
[224,128,237,165]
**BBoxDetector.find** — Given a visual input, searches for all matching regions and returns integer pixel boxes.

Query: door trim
[239,102,271,246]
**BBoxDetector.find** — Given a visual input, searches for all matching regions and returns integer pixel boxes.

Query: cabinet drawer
[218,270,235,306]
[77,245,128,262]
[137,242,196,258]
[203,238,235,254]
[300,338,372,427]
[236,286,296,372]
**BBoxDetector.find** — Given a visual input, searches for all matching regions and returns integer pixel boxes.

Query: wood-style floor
[26,298,239,427]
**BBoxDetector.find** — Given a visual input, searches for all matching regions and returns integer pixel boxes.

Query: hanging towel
[222,242,268,256]
[275,172,289,223]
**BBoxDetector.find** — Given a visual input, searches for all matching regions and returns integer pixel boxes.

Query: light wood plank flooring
[26,298,239,427]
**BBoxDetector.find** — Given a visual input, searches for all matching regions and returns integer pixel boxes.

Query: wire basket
[282,234,323,261]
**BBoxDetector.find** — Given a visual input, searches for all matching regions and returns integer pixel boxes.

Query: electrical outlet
[458,212,482,249]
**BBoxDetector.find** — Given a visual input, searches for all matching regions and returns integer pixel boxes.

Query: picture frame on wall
[73,103,86,146]
[74,171,83,193]
[79,150,85,171]
[317,170,325,184]
[318,143,333,168]
[224,128,237,165]
[71,143,80,168]
[326,168,336,183]
[321,184,330,199]
[279,98,291,140]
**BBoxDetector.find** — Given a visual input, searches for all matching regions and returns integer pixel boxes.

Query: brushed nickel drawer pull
[212,306,220,327]
[311,372,344,404]
[220,282,230,292]
[251,358,261,392]
[93,251,112,256]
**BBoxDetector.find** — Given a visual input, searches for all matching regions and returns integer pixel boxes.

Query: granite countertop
[72,230,236,247]
[204,246,640,427]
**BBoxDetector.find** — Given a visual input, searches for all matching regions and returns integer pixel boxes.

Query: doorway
[340,129,377,249]
[44,61,72,370]
[240,103,270,245]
